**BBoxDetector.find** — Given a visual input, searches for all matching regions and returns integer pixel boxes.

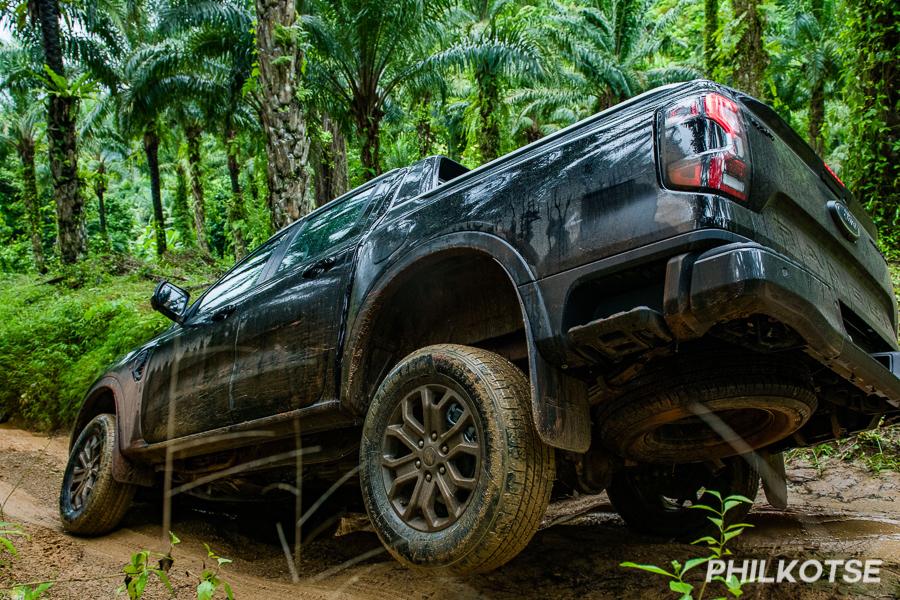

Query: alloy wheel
[380,383,482,532]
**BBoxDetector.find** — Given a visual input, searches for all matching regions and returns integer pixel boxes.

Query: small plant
[0,522,26,567]
[119,531,179,599]
[116,533,233,600]
[620,491,754,600]
[196,545,234,600]
[10,583,54,600]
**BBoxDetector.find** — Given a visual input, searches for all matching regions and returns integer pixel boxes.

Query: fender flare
[342,230,590,453]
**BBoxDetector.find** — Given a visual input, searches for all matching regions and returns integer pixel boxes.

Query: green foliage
[839,0,900,255]
[0,520,53,599]
[119,531,179,600]
[620,492,754,599]
[788,419,900,474]
[9,582,54,600]
[0,0,896,429]
[118,533,234,600]
[0,521,26,566]
[0,255,221,428]
[197,544,234,600]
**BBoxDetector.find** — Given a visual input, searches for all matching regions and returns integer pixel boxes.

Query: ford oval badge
[828,200,860,242]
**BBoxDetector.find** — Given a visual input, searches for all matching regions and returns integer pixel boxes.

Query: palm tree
[730,0,767,97]
[548,0,698,112]
[163,0,272,255]
[0,96,46,272]
[704,0,718,76]
[253,0,312,228]
[80,119,130,249]
[167,104,210,253]
[775,0,841,155]
[26,0,86,263]
[429,0,544,162]
[70,0,173,256]
[311,111,349,208]
[0,43,47,271]
[74,1,219,256]
[303,0,450,177]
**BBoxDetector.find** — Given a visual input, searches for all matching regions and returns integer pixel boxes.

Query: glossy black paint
[75,80,899,480]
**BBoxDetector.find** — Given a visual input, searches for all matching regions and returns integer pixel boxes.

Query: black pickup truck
[60,80,900,575]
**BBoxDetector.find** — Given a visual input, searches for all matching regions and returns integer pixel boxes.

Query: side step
[568,306,673,361]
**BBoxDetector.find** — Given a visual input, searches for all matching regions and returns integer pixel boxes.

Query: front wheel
[607,457,759,538]
[359,344,555,575]
[59,414,136,535]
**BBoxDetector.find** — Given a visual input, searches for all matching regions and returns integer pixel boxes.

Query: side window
[276,187,372,275]
[193,232,286,315]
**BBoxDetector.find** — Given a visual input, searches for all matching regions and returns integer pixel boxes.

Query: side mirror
[151,280,190,324]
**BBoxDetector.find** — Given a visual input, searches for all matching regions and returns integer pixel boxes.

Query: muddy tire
[597,354,817,463]
[360,344,554,575]
[59,414,136,535]
[607,457,759,538]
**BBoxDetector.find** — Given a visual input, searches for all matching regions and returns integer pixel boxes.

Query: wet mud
[1,425,897,599]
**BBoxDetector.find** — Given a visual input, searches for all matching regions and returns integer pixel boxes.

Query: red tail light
[658,93,751,201]
[824,162,845,188]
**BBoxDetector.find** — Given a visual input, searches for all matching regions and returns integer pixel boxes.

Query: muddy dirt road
[1,425,898,599]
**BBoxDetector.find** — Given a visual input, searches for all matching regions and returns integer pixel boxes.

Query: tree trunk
[95,161,108,247]
[185,125,209,253]
[172,163,194,246]
[314,114,348,208]
[225,128,247,260]
[808,80,825,156]
[478,76,501,162]
[415,94,434,158]
[16,135,46,273]
[358,114,382,179]
[255,0,312,230]
[34,0,85,264]
[704,0,719,76]
[142,126,167,256]
[730,0,767,98]
[524,120,542,144]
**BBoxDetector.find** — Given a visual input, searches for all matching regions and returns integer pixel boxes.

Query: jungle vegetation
[0,0,897,427]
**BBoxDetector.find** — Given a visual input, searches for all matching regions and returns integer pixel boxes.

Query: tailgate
[736,96,898,352]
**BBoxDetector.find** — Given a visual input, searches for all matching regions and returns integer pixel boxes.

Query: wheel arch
[70,376,154,486]
[71,378,122,451]
[342,231,590,452]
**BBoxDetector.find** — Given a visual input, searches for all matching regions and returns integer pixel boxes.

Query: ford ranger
[59,80,900,575]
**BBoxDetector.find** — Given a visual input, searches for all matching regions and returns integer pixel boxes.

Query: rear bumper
[664,243,900,407]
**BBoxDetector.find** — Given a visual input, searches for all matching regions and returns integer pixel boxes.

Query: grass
[0,252,222,430]
[787,420,900,474]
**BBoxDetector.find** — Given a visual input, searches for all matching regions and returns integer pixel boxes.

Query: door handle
[211,304,237,322]
[302,255,338,279]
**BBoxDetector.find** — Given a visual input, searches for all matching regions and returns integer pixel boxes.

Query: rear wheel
[607,457,759,538]
[59,414,136,535]
[360,344,554,574]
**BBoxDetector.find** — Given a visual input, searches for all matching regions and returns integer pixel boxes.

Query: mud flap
[760,451,788,509]
[111,443,155,487]
[529,349,591,453]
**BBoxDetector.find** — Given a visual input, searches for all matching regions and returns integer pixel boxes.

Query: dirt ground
[0,425,898,599]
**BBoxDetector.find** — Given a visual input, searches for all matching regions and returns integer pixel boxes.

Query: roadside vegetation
[0,254,222,429]
[788,419,900,474]
[0,0,896,433]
